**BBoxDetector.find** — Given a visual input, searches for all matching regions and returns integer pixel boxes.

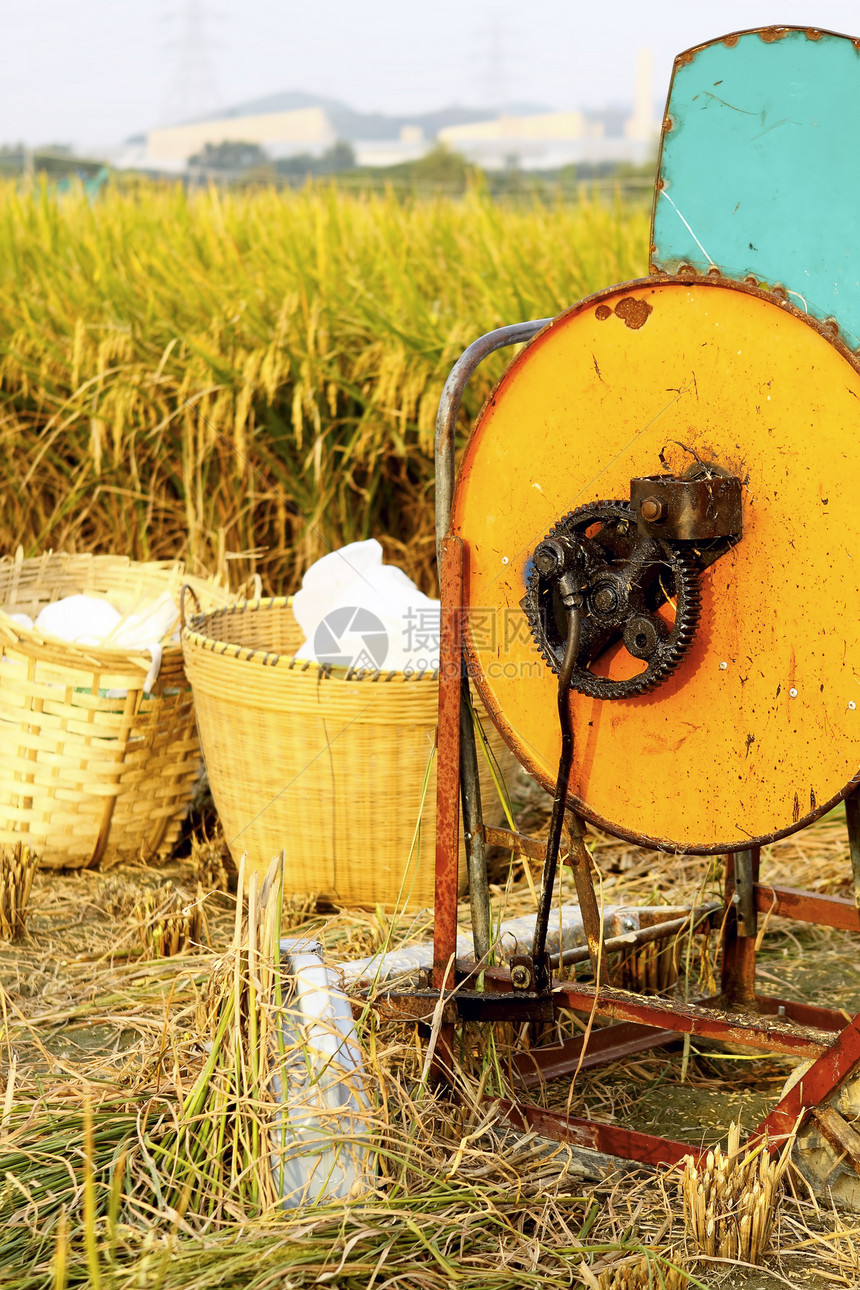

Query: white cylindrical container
[270,938,375,1207]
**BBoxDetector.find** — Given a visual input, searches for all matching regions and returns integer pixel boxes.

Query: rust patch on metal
[614,297,653,330]
[595,304,612,322]
[675,50,695,69]
[553,980,831,1059]
[722,34,740,48]
[753,993,848,1034]
[483,824,569,862]
[805,29,823,42]
[662,115,674,133]
[759,27,791,44]
[513,1022,683,1086]
[754,883,860,932]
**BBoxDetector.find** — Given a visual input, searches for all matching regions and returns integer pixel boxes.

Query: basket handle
[179,583,202,630]
[236,573,263,603]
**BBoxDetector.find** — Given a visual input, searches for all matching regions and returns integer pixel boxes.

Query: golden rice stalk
[0,841,36,940]
[190,829,232,894]
[680,1119,792,1265]
[595,1252,688,1288]
[617,936,679,994]
[0,180,649,595]
[133,881,206,958]
[281,889,318,931]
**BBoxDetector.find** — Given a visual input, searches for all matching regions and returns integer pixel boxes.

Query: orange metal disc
[452,277,860,853]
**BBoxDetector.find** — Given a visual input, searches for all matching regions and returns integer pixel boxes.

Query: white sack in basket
[32,591,179,691]
[293,540,440,673]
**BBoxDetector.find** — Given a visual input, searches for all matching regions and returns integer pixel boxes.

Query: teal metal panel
[652,27,860,350]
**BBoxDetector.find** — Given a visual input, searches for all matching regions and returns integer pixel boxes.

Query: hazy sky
[2,0,860,152]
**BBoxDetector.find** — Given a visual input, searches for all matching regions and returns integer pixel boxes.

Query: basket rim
[0,554,229,663]
[182,593,440,684]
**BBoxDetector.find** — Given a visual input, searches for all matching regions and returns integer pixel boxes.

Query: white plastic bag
[35,595,122,646]
[293,540,440,673]
[33,591,179,692]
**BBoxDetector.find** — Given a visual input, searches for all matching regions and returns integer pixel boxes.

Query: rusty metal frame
[434,318,553,559]
[494,1097,705,1168]
[421,319,860,1172]
[433,319,550,986]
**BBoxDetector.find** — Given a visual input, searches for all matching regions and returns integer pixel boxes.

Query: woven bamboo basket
[181,596,518,910]
[0,551,231,869]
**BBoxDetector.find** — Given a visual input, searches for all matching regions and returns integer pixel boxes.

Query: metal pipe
[846,789,860,914]
[721,848,759,1007]
[433,317,550,968]
[552,906,720,968]
[734,847,759,938]
[460,690,489,963]
[566,809,609,984]
[434,318,551,564]
[433,536,465,993]
[340,902,648,986]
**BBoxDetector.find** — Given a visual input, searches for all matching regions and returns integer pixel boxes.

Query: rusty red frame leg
[756,1012,860,1145]
[432,534,464,1077]
[493,1098,704,1167]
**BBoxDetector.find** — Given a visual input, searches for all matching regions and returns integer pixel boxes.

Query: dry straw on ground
[2,803,860,1287]
[617,937,679,994]
[681,1120,793,1265]
[142,851,374,1218]
[0,841,35,940]
[189,824,232,891]
[133,880,206,958]
[581,1251,690,1288]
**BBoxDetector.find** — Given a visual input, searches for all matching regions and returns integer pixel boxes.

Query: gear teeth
[522,500,702,700]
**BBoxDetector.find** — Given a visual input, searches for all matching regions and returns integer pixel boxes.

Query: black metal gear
[521,500,701,699]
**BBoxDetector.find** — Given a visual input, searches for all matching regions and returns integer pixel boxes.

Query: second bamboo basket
[181,596,517,909]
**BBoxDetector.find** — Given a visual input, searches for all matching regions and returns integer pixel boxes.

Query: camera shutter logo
[313,606,389,670]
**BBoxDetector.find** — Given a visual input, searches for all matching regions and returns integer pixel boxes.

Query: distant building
[441,110,590,146]
[437,105,657,170]
[146,107,335,166]
[433,49,658,171]
[354,125,427,168]
[438,110,597,170]
[113,49,659,176]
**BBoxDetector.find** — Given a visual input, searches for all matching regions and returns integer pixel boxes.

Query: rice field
[0,179,649,592]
